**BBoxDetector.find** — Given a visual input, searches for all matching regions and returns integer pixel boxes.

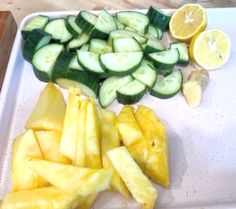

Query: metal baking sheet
[0,8,236,209]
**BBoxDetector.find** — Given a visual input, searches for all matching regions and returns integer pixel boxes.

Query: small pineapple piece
[84,98,102,168]
[135,105,169,187]
[27,158,112,196]
[117,106,144,146]
[25,83,65,132]
[99,108,129,198]
[182,69,210,107]
[107,146,158,209]
[1,186,85,209]
[11,130,49,192]
[60,88,81,161]
[73,98,89,166]
[35,131,71,164]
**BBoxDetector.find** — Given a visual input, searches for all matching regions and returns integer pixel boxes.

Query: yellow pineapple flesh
[99,108,129,198]
[27,157,112,196]
[135,105,169,187]
[77,194,97,209]
[60,88,81,161]
[1,186,85,209]
[107,146,158,209]
[25,83,65,132]
[11,130,49,192]
[85,98,102,168]
[35,131,71,164]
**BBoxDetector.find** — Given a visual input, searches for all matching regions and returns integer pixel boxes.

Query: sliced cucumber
[170,42,189,65]
[157,27,163,39]
[115,18,125,30]
[32,44,64,82]
[80,43,89,51]
[75,10,98,33]
[132,60,157,88]
[117,80,146,104]
[90,10,117,39]
[99,52,143,76]
[44,18,72,43]
[66,33,90,51]
[147,25,159,39]
[108,30,147,45]
[112,37,142,52]
[77,51,107,77]
[116,11,149,35]
[147,48,179,75]
[144,37,165,54]
[89,39,112,54]
[66,15,82,37]
[23,29,52,63]
[22,15,49,39]
[52,51,73,82]
[56,70,100,97]
[147,6,171,31]
[69,54,83,70]
[99,75,133,107]
[150,70,183,99]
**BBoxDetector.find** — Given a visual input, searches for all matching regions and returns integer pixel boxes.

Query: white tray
[1,8,236,209]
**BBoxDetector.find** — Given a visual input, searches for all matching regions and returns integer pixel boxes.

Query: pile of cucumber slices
[21,7,189,107]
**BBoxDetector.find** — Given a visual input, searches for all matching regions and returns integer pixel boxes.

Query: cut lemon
[189,29,231,70]
[169,4,207,42]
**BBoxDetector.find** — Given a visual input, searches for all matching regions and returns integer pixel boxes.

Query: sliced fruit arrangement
[21,5,230,108]
[1,83,170,209]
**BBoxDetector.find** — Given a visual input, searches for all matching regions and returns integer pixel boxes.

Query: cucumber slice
[117,80,146,104]
[69,55,83,70]
[108,30,147,45]
[170,42,189,65]
[99,51,143,76]
[99,75,133,108]
[67,33,90,51]
[77,51,107,77]
[22,15,49,39]
[89,39,112,54]
[116,11,149,35]
[147,6,171,31]
[144,37,165,54]
[150,70,183,99]
[132,60,157,88]
[23,29,52,63]
[90,10,117,39]
[44,18,72,43]
[157,27,163,39]
[147,48,179,75]
[147,25,159,39]
[56,70,100,97]
[112,37,142,53]
[80,44,89,51]
[115,18,125,30]
[75,10,98,33]
[66,15,82,37]
[52,51,73,82]
[32,44,64,82]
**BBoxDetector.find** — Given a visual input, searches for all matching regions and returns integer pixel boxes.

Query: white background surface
[0,8,236,209]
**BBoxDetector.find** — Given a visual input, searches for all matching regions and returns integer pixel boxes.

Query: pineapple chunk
[1,186,85,209]
[84,98,102,168]
[107,146,158,209]
[117,106,144,146]
[135,105,169,187]
[11,130,49,192]
[27,158,112,196]
[99,108,129,198]
[25,83,65,132]
[35,131,71,164]
[74,98,89,166]
[77,194,97,209]
[60,88,81,161]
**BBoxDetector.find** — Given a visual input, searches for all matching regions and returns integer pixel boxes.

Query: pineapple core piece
[11,129,49,192]
[108,146,158,209]
[25,83,65,131]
